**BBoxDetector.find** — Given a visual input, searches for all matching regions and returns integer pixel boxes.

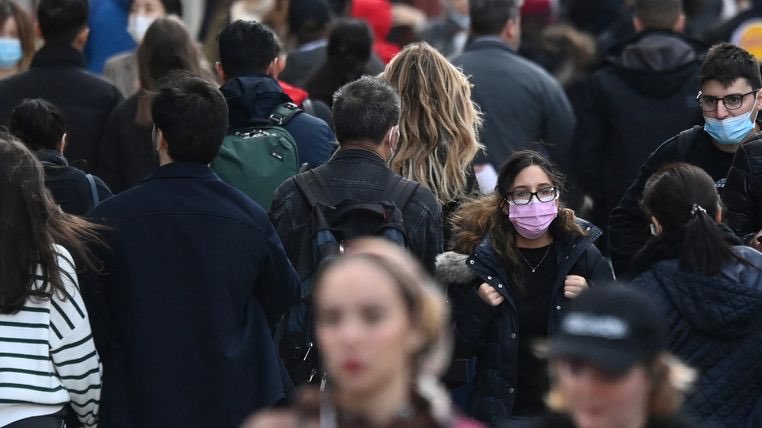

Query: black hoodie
[573,31,707,236]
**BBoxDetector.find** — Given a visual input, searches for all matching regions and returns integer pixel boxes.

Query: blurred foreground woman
[246,238,482,428]
[535,285,697,428]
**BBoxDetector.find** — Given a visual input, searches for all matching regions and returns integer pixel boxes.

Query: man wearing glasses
[608,43,762,279]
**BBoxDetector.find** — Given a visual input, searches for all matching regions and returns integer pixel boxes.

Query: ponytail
[679,205,739,276]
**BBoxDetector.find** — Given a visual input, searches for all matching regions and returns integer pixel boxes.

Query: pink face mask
[508,199,558,239]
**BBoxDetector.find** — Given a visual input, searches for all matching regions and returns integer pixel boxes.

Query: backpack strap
[385,176,420,210]
[86,174,100,208]
[269,102,302,126]
[295,169,336,208]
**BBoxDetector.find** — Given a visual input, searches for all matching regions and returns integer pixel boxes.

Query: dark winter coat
[36,149,112,215]
[450,38,576,170]
[574,31,705,234]
[607,126,736,279]
[220,74,337,169]
[84,162,301,428]
[95,93,157,193]
[0,44,123,173]
[633,247,762,428]
[270,148,443,273]
[436,220,614,426]
[723,136,762,242]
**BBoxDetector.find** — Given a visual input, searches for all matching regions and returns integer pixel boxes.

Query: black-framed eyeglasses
[505,187,557,205]
[696,89,759,112]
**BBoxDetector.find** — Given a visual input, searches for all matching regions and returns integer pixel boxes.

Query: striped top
[0,245,102,427]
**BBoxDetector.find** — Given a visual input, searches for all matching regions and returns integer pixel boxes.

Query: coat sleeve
[253,222,301,330]
[95,107,125,192]
[608,137,680,280]
[581,243,615,287]
[449,281,500,358]
[723,142,762,242]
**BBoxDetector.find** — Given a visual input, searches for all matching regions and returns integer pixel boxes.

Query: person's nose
[715,100,731,119]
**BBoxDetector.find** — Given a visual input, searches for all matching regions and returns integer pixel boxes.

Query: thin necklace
[518,245,552,273]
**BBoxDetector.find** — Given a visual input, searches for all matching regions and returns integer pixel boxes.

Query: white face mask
[127,14,157,43]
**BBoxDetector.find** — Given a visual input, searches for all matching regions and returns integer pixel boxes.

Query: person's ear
[501,15,521,47]
[73,27,90,50]
[650,216,663,236]
[715,206,723,224]
[632,17,643,33]
[58,133,67,154]
[673,14,686,33]
[265,57,279,77]
[215,62,227,82]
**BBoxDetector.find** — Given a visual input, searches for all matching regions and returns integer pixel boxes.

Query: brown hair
[0,0,35,71]
[0,137,103,314]
[450,150,583,288]
[547,353,696,417]
[383,42,483,205]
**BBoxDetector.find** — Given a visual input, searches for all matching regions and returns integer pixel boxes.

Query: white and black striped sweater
[0,245,102,427]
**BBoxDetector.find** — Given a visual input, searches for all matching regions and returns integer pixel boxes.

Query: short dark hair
[332,76,400,145]
[151,71,229,164]
[470,0,519,37]
[700,43,762,89]
[288,0,332,44]
[37,0,88,45]
[634,0,682,31]
[9,99,66,151]
[218,20,278,78]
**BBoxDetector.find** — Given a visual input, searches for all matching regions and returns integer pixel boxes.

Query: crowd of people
[2,0,762,427]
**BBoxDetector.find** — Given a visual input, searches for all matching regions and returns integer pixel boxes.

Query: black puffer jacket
[633,247,762,428]
[723,136,762,242]
[574,31,704,237]
[436,220,614,426]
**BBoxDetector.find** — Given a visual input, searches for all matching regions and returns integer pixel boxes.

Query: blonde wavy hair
[382,42,483,205]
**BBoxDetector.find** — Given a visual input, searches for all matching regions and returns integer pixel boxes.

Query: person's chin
[573,408,608,428]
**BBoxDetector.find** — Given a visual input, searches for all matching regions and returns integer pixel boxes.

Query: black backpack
[278,168,419,386]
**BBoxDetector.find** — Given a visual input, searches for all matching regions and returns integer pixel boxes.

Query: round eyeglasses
[696,89,759,112]
[506,187,557,205]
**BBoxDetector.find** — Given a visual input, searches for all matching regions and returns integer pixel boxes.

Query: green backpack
[212,102,301,210]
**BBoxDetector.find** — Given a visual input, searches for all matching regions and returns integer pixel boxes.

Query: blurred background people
[0,0,34,79]
[97,16,208,193]
[102,0,184,97]
[382,42,482,245]
[9,98,112,214]
[536,285,697,428]
[0,137,103,428]
[632,163,762,427]
[245,238,481,428]
[438,150,614,425]
[305,18,374,107]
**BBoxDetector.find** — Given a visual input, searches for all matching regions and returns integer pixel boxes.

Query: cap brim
[546,337,642,375]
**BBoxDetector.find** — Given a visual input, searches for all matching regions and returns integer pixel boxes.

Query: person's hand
[564,275,588,299]
[477,282,504,306]
[752,230,762,251]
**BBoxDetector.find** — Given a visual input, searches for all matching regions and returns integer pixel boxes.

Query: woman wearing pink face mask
[436,150,614,426]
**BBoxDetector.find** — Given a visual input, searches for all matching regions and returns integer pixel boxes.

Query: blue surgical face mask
[0,37,22,70]
[704,100,759,145]
[449,11,470,30]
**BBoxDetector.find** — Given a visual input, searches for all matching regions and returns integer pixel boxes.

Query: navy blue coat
[85,162,301,428]
[436,220,614,426]
[633,248,762,428]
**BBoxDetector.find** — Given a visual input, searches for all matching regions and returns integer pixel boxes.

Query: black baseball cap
[547,285,668,374]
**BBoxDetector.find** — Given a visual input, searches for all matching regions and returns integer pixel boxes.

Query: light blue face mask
[0,37,22,70]
[704,100,759,145]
